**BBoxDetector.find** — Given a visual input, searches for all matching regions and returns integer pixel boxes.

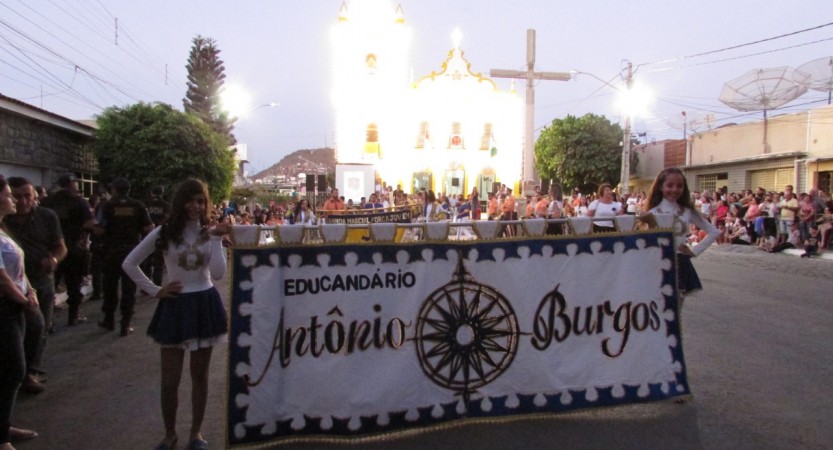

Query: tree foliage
[534,114,638,193]
[94,102,236,202]
[183,35,236,146]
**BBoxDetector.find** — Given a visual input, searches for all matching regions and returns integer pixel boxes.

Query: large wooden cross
[490,29,571,190]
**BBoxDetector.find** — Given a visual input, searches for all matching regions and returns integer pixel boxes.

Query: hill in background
[251,147,335,181]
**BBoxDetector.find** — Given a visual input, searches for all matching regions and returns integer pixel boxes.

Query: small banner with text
[227,231,688,447]
[324,209,412,242]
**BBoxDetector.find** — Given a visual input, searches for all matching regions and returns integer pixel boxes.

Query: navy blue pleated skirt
[146,287,228,348]
[677,254,703,294]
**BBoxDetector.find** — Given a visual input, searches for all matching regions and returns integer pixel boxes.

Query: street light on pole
[244,102,280,116]
[222,97,280,184]
[571,62,651,195]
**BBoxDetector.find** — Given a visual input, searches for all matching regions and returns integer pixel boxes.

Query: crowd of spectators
[690,185,831,258]
[211,181,832,258]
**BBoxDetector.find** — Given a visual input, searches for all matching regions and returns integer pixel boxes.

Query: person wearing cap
[96,178,154,336]
[40,173,95,326]
[144,186,170,286]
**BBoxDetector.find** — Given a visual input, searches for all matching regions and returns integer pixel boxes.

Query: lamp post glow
[572,63,653,195]
[219,84,253,118]
[615,62,653,195]
[220,80,280,118]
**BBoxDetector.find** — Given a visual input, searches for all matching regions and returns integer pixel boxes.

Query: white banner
[227,232,687,447]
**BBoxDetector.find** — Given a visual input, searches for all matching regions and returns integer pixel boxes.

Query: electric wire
[0,18,142,104]
[42,0,110,42]
[639,21,833,67]
[642,37,833,74]
[5,0,185,107]
[86,0,187,89]
[0,34,103,109]
[1,1,160,100]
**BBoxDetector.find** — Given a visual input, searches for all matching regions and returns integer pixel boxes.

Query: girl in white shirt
[122,179,231,450]
[646,168,719,296]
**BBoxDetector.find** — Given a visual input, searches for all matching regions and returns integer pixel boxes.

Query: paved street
[10,244,833,450]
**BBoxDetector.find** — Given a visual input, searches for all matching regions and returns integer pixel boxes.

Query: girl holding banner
[645,168,719,296]
[122,179,231,450]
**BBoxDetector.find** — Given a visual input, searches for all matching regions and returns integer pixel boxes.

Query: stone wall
[0,108,96,185]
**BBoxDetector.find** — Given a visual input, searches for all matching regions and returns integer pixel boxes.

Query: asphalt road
[11,244,833,450]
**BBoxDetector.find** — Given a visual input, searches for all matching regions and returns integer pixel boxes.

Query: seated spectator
[727,218,752,245]
[723,211,737,234]
[801,225,821,258]
[687,224,707,244]
[716,221,728,245]
[758,233,778,252]
[770,222,802,253]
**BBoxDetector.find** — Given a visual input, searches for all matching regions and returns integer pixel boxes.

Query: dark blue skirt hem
[677,254,703,294]
[146,287,228,347]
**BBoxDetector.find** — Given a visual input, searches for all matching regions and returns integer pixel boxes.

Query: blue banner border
[226,231,686,447]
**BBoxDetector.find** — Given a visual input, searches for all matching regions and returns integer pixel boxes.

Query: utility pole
[620,61,633,195]
[490,29,571,193]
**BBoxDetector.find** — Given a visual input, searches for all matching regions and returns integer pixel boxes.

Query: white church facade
[331,0,524,200]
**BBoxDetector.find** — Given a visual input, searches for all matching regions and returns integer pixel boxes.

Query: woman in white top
[587,183,624,232]
[422,190,441,221]
[290,198,315,225]
[0,176,39,449]
[122,179,231,450]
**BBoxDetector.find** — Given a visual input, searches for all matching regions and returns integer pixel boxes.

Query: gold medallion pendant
[177,243,205,271]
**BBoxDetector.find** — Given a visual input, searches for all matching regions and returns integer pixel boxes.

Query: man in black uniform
[96,177,154,336]
[143,186,170,285]
[6,177,66,393]
[40,173,95,326]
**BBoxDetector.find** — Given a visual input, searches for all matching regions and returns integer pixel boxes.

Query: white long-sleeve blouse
[649,198,719,257]
[122,220,226,297]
